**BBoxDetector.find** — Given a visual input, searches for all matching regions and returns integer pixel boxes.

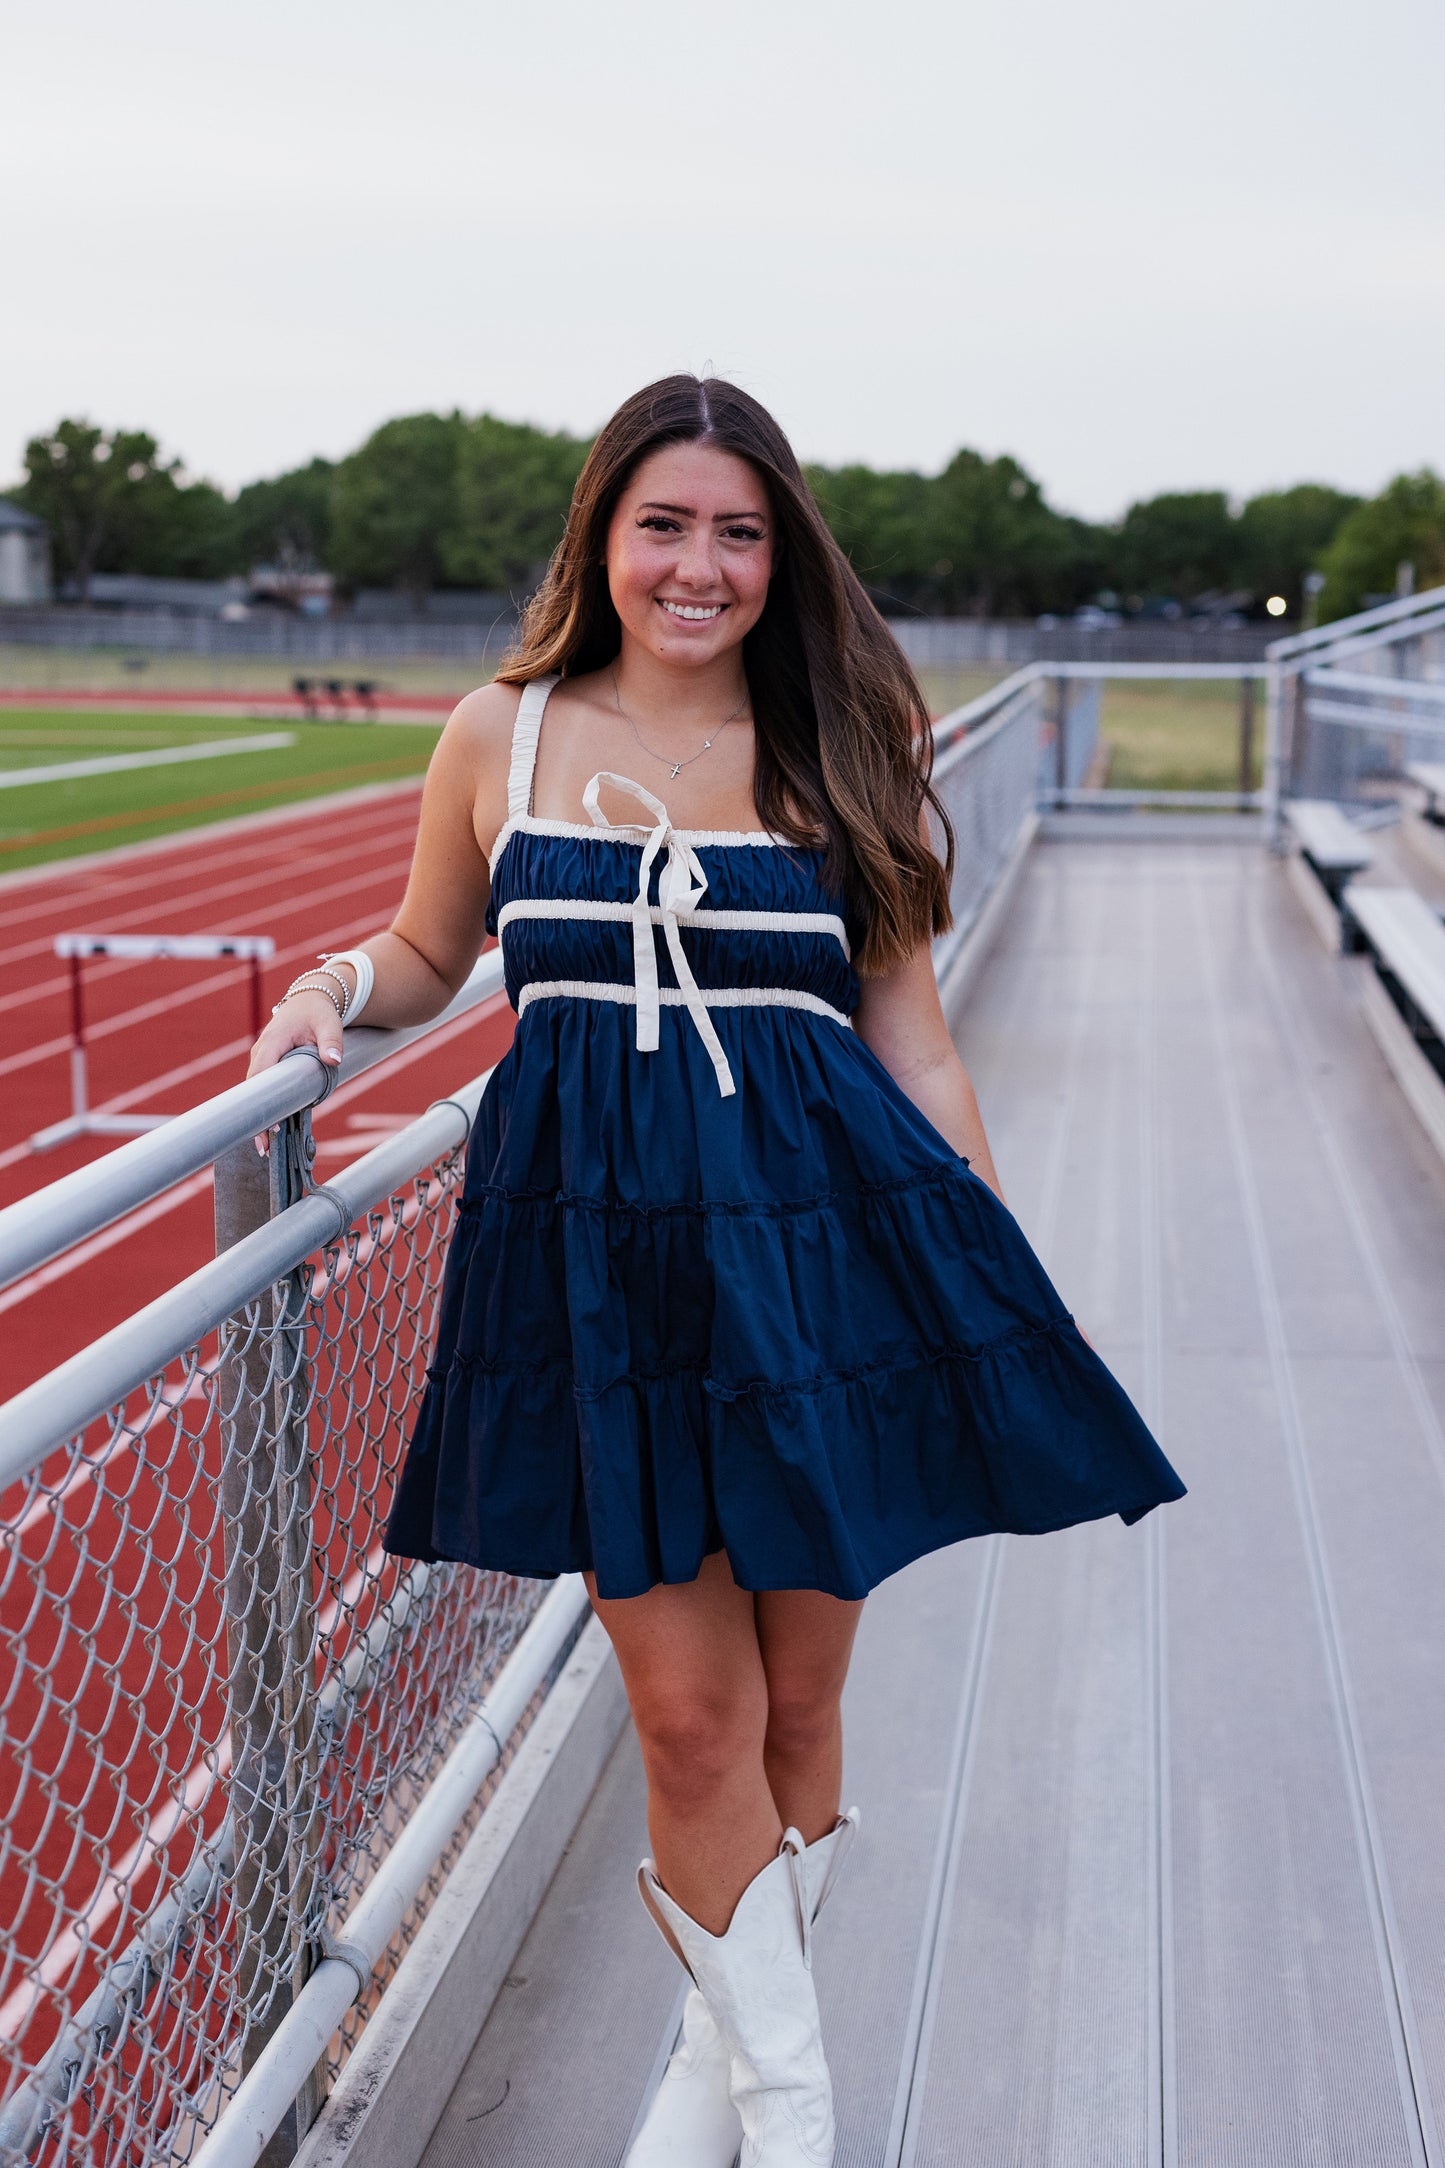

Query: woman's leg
[587,1550,781,1933]
[754,1588,865,1843]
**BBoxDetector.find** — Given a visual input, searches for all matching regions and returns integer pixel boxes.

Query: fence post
[1052,675,1068,804]
[214,1112,325,2165]
[1237,674,1256,808]
[1262,659,1290,849]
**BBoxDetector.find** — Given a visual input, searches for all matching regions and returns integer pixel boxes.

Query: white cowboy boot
[636,1830,836,2167]
[625,1811,860,2168]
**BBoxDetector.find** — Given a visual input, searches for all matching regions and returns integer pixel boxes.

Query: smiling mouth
[658,599,725,622]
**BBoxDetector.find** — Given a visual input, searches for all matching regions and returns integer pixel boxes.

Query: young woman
[251,375,1185,2166]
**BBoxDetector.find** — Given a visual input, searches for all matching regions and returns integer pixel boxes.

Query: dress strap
[506,674,560,820]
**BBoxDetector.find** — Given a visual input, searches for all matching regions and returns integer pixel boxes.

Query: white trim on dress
[496,897,850,959]
[516,981,853,1029]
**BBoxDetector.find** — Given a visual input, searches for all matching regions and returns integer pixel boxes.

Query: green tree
[328,412,467,594]
[807,451,1098,616]
[443,414,590,591]
[232,458,336,571]
[1316,470,1445,621]
[17,418,236,592]
[1111,491,1237,602]
[925,452,1099,616]
[804,463,936,605]
[1234,484,1358,612]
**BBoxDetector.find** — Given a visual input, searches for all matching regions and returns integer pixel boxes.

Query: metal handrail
[1306,667,1445,704]
[1266,582,1445,663]
[0,1071,492,1489]
[0,950,507,1296]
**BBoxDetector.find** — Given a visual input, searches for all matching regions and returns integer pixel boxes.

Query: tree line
[12,410,1445,624]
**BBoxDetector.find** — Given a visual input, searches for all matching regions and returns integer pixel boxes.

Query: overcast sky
[6,0,1442,521]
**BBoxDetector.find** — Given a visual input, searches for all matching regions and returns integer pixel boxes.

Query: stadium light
[1266,595,1288,617]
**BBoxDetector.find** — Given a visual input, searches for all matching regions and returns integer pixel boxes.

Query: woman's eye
[638,515,680,533]
[726,526,764,542]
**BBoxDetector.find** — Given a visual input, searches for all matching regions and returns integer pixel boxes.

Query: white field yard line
[0,801,420,976]
[0,776,425,912]
[0,842,416,1016]
[0,1540,387,2038]
[0,734,296,790]
[0,990,509,1309]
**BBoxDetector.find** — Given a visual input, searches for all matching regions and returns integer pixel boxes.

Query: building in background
[0,501,52,603]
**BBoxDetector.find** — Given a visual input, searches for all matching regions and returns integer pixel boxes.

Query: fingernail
[323,1048,341,1065]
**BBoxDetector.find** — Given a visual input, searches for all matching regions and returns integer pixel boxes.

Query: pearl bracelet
[274,977,346,1022]
[320,949,375,1024]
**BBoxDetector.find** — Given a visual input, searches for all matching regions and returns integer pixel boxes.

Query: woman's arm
[246,681,519,1083]
[852,940,1006,1204]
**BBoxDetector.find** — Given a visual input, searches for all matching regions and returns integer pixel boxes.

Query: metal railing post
[1052,675,1068,804]
[1262,660,1288,848]
[1237,673,1256,809]
[214,1113,325,2165]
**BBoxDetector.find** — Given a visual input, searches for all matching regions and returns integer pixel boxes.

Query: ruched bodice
[385,675,1185,1598]
[490,825,857,1020]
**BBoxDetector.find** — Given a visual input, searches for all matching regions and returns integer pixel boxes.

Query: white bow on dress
[582,771,737,1098]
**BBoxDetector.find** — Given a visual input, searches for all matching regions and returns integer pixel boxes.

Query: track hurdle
[28,932,276,1152]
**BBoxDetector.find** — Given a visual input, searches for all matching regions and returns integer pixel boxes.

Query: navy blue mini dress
[385,676,1185,1600]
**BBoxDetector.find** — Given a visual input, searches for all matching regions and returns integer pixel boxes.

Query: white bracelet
[321,948,375,1024]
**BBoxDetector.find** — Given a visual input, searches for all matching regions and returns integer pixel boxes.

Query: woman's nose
[674,530,719,587]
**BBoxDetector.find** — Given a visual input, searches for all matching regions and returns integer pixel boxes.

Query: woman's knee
[762,1681,843,1764]
[631,1680,767,1802]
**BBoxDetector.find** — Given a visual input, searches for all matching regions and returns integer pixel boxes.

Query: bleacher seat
[1284,799,1375,950]
[1342,882,1445,1165]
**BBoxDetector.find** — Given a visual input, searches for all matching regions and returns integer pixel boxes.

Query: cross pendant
[670,762,681,779]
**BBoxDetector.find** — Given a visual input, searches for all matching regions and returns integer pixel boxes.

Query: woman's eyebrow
[638,500,768,522]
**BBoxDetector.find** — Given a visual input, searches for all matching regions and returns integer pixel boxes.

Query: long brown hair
[496,375,953,974]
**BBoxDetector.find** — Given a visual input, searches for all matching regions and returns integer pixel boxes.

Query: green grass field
[1098,678,1260,793]
[0,711,443,872]
[919,668,1259,793]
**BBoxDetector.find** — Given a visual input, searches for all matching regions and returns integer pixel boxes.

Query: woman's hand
[247,990,344,1154]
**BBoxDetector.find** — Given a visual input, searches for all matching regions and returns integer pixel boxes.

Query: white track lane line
[0,1036,254,1179]
[0,775,426,916]
[0,839,417,1012]
[0,800,423,970]
[0,860,414,1071]
[0,785,422,942]
[0,1170,215,1318]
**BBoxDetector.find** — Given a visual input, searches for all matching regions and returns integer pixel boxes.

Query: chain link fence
[0,1090,561,2167]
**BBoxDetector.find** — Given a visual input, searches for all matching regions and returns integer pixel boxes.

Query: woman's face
[606,441,775,668]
